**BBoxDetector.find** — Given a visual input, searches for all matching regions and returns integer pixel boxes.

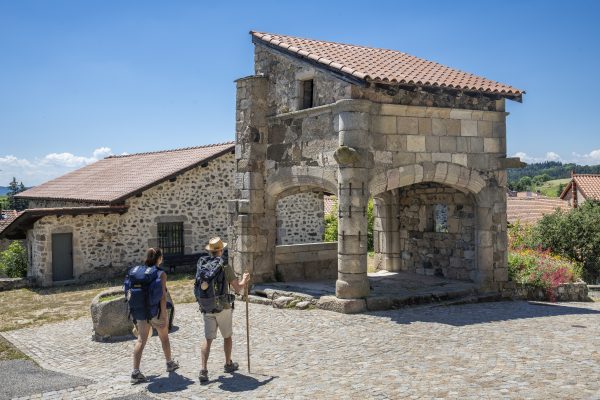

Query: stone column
[334,101,372,299]
[228,75,273,282]
[475,183,508,291]
[373,191,402,272]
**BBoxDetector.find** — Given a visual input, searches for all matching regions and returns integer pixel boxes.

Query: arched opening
[373,183,477,281]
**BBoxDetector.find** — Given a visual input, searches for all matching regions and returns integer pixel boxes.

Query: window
[434,204,448,233]
[301,79,314,109]
[158,222,184,256]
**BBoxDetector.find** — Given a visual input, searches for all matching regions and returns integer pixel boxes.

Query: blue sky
[1,0,599,185]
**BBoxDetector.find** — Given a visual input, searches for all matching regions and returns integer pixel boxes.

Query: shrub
[508,248,583,299]
[0,241,28,278]
[535,201,600,283]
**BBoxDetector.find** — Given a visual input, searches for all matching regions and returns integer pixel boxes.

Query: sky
[0,0,599,185]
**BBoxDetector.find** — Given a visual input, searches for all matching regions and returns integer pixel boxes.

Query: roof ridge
[251,31,404,54]
[574,173,600,177]
[105,141,235,159]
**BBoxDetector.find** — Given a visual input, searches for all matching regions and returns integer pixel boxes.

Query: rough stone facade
[229,41,515,299]
[27,154,236,286]
[374,183,476,281]
[276,191,324,245]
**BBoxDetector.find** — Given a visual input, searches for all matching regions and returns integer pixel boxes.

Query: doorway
[52,233,73,281]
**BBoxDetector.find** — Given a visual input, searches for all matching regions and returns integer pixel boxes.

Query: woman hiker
[129,247,180,384]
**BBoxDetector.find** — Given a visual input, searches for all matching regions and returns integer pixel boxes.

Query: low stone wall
[0,277,29,291]
[514,282,589,302]
[274,242,337,281]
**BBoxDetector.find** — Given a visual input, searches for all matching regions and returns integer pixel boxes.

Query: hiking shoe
[130,371,148,384]
[224,361,239,373]
[166,359,180,372]
[199,369,209,383]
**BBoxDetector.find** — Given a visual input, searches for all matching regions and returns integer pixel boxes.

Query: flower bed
[508,248,584,301]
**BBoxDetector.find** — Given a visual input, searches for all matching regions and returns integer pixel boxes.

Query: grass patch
[99,294,122,302]
[0,271,196,333]
[0,335,30,361]
[535,178,570,197]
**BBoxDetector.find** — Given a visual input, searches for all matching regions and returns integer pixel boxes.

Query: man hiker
[194,237,250,383]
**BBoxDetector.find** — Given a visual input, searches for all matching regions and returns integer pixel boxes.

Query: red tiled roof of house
[560,174,600,201]
[0,210,19,229]
[251,31,524,99]
[16,142,235,204]
[507,196,570,225]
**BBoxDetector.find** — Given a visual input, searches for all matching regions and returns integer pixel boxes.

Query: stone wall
[274,242,337,281]
[394,183,476,281]
[276,191,325,245]
[27,153,236,286]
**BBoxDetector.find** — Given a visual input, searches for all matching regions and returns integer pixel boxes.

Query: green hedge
[0,241,28,278]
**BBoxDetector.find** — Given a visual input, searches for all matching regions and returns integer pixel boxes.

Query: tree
[6,177,28,211]
[0,241,28,278]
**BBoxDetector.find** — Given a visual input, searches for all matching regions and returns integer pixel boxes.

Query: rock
[366,296,392,311]
[90,288,133,342]
[295,301,311,310]
[316,296,366,314]
[272,296,295,309]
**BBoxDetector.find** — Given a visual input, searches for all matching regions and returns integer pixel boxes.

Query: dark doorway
[52,233,73,281]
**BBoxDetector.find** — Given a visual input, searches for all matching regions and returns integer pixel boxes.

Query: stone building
[228,32,525,299]
[560,172,600,208]
[0,143,236,286]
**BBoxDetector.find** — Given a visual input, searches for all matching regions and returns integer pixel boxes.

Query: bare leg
[224,336,232,365]
[155,323,172,362]
[201,339,213,370]
[133,321,151,370]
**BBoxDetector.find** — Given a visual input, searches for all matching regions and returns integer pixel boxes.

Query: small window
[301,79,314,109]
[158,222,184,256]
[434,204,448,233]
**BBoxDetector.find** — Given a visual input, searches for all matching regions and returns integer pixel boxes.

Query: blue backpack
[124,265,163,322]
[194,256,233,313]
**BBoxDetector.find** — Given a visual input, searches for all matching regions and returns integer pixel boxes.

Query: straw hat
[205,237,227,252]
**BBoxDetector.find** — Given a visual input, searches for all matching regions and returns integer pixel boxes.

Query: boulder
[91,288,133,342]
[295,301,311,310]
[272,296,295,309]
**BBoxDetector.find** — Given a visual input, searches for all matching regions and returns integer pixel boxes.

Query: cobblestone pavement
[3,300,600,399]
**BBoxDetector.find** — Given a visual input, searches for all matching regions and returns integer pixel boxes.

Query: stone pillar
[228,75,273,282]
[334,102,372,299]
[373,191,402,272]
[475,183,508,291]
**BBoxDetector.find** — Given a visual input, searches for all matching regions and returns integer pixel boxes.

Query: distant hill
[508,161,600,182]
[0,187,9,196]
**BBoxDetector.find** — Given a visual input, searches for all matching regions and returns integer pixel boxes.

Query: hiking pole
[245,272,251,373]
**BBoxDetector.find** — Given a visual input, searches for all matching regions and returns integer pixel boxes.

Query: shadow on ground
[146,371,195,394]
[217,372,277,392]
[0,360,92,400]
[375,300,600,327]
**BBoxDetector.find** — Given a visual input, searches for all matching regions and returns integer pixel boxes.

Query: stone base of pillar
[335,273,370,299]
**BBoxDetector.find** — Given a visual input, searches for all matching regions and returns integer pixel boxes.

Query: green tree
[0,241,28,278]
[6,177,28,211]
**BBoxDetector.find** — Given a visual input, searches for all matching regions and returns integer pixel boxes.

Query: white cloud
[512,151,563,163]
[512,149,600,165]
[572,149,600,165]
[0,147,113,186]
[545,152,562,162]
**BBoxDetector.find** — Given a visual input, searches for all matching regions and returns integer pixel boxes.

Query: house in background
[0,210,19,252]
[560,172,600,208]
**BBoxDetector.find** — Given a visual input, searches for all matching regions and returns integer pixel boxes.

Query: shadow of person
[217,372,277,393]
[146,371,194,394]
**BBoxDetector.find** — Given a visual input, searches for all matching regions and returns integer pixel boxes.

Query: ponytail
[145,247,163,267]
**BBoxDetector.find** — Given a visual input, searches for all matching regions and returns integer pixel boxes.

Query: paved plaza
[3,300,600,399]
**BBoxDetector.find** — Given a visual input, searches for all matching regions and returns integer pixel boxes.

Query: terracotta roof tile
[0,210,19,229]
[507,196,570,224]
[572,174,600,200]
[17,142,235,204]
[252,31,524,98]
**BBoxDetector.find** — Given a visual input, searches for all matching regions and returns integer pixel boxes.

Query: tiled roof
[0,210,19,229]
[507,196,570,225]
[560,174,600,201]
[17,142,235,204]
[252,31,524,99]
[324,195,337,216]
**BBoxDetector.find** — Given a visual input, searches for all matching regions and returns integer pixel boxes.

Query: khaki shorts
[203,308,233,340]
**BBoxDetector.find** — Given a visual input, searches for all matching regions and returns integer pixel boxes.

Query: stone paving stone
[2,301,600,399]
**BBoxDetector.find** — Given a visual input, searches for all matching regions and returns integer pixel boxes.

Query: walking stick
[245,272,251,373]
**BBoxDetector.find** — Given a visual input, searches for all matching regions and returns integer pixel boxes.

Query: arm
[229,272,250,294]
[159,272,168,325]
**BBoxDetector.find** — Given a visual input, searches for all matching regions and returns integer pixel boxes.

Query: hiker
[194,237,249,383]
[125,247,180,384]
